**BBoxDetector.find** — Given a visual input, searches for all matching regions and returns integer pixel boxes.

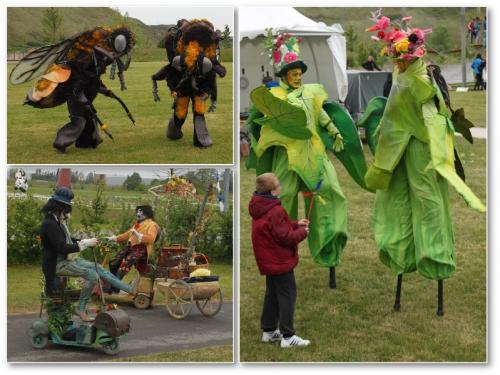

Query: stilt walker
[246,30,370,288]
[363,10,486,315]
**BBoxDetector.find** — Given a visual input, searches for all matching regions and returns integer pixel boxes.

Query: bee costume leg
[75,114,103,149]
[167,96,189,140]
[53,115,86,152]
[53,97,102,152]
[193,95,212,148]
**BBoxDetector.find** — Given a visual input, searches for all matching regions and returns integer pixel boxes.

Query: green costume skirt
[272,147,348,267]
[374,137,455,280]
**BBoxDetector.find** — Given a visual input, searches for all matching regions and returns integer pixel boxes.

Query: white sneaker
[261,329,283,343]
[280,335,311,348]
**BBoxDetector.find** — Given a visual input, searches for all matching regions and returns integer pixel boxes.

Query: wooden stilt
[437,280,444,316]
[329,267,336,289]
[394,274,403,311]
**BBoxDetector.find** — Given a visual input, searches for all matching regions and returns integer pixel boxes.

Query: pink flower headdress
[366,9,432,60]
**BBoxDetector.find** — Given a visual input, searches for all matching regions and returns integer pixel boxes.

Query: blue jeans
[56,257,133,311]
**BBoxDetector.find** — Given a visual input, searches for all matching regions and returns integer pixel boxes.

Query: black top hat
[50,187,74,206]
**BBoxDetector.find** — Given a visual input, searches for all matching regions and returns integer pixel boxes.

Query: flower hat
[264,28,308,76]
[366,9,432,60]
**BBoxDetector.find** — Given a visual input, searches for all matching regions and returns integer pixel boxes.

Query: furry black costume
[151,19,226,147]
[10,26,136,152]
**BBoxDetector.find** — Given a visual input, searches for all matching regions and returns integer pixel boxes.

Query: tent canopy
[239,6,344,40]
[239,7,348,112]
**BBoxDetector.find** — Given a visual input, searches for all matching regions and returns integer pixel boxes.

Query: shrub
[430,25,451,53]
[154,195,199,245]
[7,190,233,266]
[7,195,43,265]
[76,181,108,231]
[356,43,369,69]
[195,206,233,262]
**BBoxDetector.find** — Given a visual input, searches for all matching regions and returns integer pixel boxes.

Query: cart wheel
[102,338,120,355]
[133,294,151,309]
[196,288,223,317]
[165,279,193,319]
[31,334,48,349]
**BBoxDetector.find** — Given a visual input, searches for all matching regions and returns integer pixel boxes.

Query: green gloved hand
[333,132,344,152]
[325,120,345,153]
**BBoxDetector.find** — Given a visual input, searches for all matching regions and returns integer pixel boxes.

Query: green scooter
[29,246,131,355]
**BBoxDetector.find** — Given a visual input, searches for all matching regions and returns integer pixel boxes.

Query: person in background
[474,17,482,44]
[483,16,487,48]
[362,55,382,71]
[471,54,485,91]
[468,18,475,43]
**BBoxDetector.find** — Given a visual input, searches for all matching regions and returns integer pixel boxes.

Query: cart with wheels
[157,276,223,319]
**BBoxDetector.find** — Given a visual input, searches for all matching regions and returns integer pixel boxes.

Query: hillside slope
[7,7,172,61]
[297,7,487,52]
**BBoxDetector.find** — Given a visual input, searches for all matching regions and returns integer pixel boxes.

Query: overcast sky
[117,7,234,33]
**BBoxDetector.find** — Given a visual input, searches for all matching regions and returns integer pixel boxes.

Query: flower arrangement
[366,9,432,60]
[264,28,304,72]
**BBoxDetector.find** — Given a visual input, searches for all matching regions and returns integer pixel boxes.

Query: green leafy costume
[364,58,485,280]
[247,80,367,267]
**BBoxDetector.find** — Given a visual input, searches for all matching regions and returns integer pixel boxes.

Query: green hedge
[7,195,43,265]
[7,193,233,265]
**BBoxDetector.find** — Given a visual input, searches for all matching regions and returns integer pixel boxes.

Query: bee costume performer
[362,11,485,314]
[10,26,136,152]
[151,19,227,148]
[246,31,370,287]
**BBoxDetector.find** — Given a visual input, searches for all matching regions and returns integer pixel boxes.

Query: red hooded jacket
[248,192,308,275]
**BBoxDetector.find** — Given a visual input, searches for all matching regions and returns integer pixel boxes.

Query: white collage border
[1,0,496,373]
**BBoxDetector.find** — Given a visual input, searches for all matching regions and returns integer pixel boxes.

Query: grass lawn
[7,263,233,314]
[7,180,162,231]
[113,345,233,362]
[7,179,148,200]
[239,136,486,362]
[7,61,233,164]
[449,90,487,127]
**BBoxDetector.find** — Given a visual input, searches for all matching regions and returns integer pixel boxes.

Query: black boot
[394,274,403,311]
[166,117,183,140]
[193,114,213,148]
[329,267,336,289]
[437,280,444,316]
[53,115,86,152]
[75,116,103,149]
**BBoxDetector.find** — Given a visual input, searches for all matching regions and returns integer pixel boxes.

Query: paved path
[455,127,487,139]
[470,127,487,139]
[7,302,233,362]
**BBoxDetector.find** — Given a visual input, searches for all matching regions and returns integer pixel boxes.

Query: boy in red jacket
[248,173,311,348]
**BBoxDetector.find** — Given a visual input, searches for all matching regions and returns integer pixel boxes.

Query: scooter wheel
[133,294,151,309]
[103,339,120,355]
[31,335,48,349]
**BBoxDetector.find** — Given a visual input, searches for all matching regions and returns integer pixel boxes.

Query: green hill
[297,7,486,65]
[7,7,232,62]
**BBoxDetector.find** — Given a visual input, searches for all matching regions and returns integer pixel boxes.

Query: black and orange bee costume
[151,19,226,148]
[10,26,136,152]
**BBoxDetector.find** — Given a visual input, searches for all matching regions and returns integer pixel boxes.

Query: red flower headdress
[366,9,432,60]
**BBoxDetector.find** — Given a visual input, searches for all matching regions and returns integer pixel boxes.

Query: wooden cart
[155,245,223,319]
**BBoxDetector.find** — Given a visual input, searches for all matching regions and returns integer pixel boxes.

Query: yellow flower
[394,38,409,53]
[380,46,389,56]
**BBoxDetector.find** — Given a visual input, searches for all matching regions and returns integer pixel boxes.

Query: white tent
[239,6,347,113]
